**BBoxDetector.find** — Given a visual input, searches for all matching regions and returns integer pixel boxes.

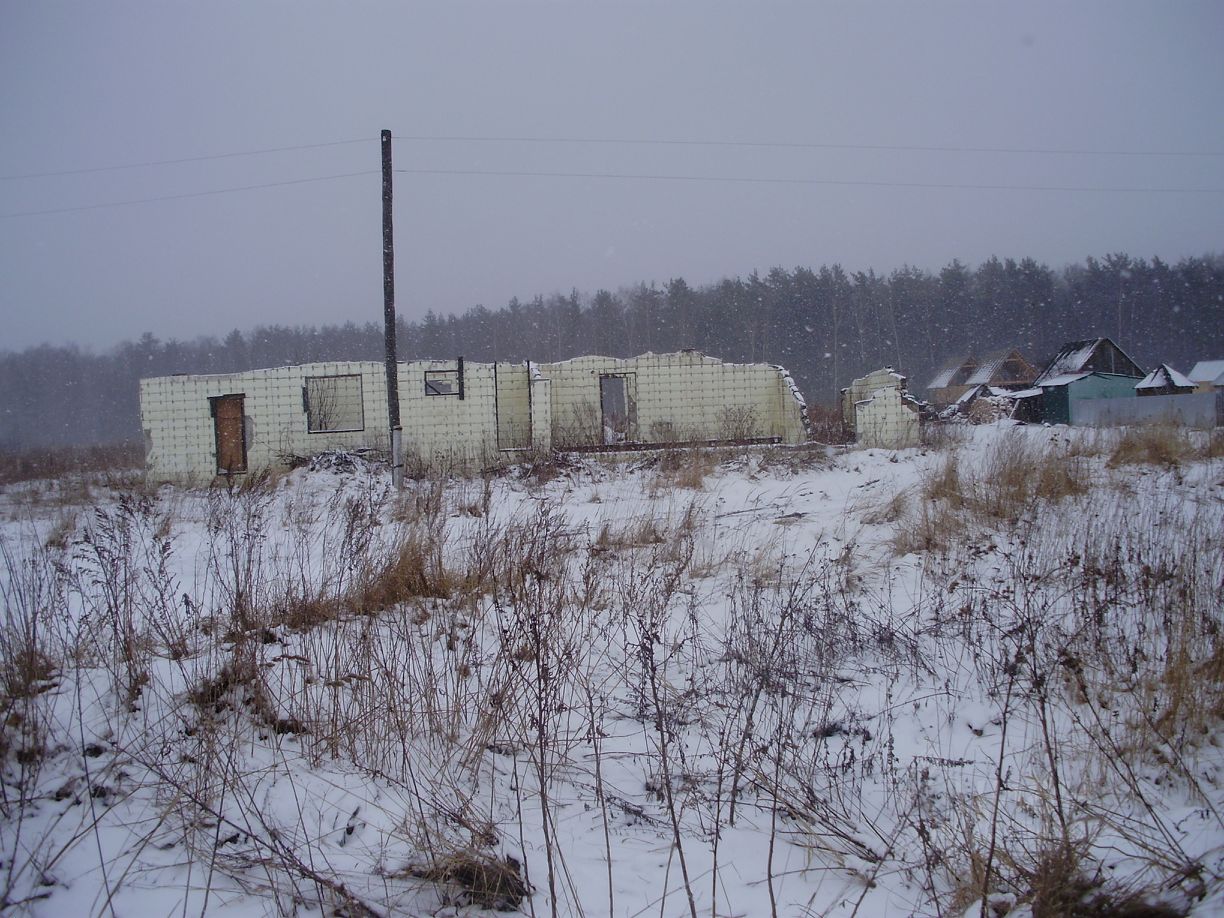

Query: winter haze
[1,0,1223,351]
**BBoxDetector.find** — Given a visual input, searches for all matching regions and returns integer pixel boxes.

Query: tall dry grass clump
[652,448,716,491]
[1107,423,1198,469]
[890,432,1089,554]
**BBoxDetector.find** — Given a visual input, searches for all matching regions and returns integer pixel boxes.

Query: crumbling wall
[141,351,809,481]
[541,351,807,448]
[855,386,921,449]
[842,368,907,429]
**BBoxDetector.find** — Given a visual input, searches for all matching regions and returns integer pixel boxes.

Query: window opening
[425,369,460,396]
[303,374,365,432]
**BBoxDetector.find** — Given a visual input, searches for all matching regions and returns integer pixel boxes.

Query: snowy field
[1,423,1222,917]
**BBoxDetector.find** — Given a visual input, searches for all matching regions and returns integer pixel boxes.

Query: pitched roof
[963,348,1037,387]
[1034,337,1143,385]
[1188,360,1224,385]
[926,356,976,390]
[1135,364,1195,390]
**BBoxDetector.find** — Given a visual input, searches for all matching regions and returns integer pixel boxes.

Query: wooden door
[211,395,247,474]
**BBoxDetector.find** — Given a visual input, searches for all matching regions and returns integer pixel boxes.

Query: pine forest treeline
[2,252,1222,449]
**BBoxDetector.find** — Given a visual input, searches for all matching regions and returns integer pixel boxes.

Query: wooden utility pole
[382,129,403,488]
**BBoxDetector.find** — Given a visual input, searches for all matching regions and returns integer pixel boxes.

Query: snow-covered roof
[1011,387,1044,399]
[1036,372,1090,388]
[964,357,1004,387]
[952,383,1016,405]
[926,357,974,390]
[1135,364,1195,390]
[1034,339,1102,384]
[926,365,961,389]
[961,349,1036,387]
[1188,360,1224,385]
[1033,337,1143,386]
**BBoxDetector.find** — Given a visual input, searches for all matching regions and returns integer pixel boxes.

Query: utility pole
[382,129,403,488]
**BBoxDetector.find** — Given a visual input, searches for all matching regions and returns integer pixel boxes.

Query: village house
[139,351,811,482]
[1011,337,1145,424]
[925,348,1038,408]
[925,357,979,408]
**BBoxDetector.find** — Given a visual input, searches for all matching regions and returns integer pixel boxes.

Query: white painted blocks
[140,352,810,481]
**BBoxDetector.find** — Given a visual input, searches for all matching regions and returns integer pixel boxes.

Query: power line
[393,166,1224,194]
[0,137,373,181]
[4,130,1221,185]
[0,170,379,220]
[3,161,1218,222]
[392,133,1224,158]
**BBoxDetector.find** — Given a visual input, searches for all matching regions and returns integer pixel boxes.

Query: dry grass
[891,497,962,556]
[888,433,1091,555]
[356,527,454,606]
[407,850,529,910]
[0,441,144,487]
[922,454,965,506]
[3,432,1221,916]
[653,447,716,490]
[1107,424,1198,469]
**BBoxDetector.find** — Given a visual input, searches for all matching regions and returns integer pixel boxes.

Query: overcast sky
[2,1,1222,351]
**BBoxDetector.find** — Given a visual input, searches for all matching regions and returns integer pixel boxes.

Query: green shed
[1032,372,1139,424]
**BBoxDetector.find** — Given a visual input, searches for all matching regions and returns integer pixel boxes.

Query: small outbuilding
[1135,364,1196,397]
[927,349,1038,408]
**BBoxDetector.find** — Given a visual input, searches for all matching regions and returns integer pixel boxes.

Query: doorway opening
[210,394,248,474]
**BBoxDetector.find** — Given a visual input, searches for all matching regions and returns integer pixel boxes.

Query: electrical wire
[391,133,1224,158]
[4,129,1222,184]
[393,166,1224,195]
[0,170,379,220]
[0,138,374,181]
[4,156,1220,221]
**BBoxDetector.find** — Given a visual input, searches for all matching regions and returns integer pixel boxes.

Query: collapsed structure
[841,367,923,449]
[139,351,810,482]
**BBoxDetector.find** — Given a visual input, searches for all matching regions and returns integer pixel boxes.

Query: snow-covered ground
[2,423,1222,917]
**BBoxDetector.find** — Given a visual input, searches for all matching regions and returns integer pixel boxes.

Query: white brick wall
[854,387,921,449]
[495,363,532,450]
[141,362,389,482]
[141,352,808,481]
[538,352,807,447]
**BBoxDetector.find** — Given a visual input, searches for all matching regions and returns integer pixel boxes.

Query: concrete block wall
[141,361,389,482]
[397,360,499,470]
[540,352,807,447]
[855,387,921,449]
[843,368,907,429]
[529,367,552,452]
[495,362,532,450]
[141,352,809,481]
